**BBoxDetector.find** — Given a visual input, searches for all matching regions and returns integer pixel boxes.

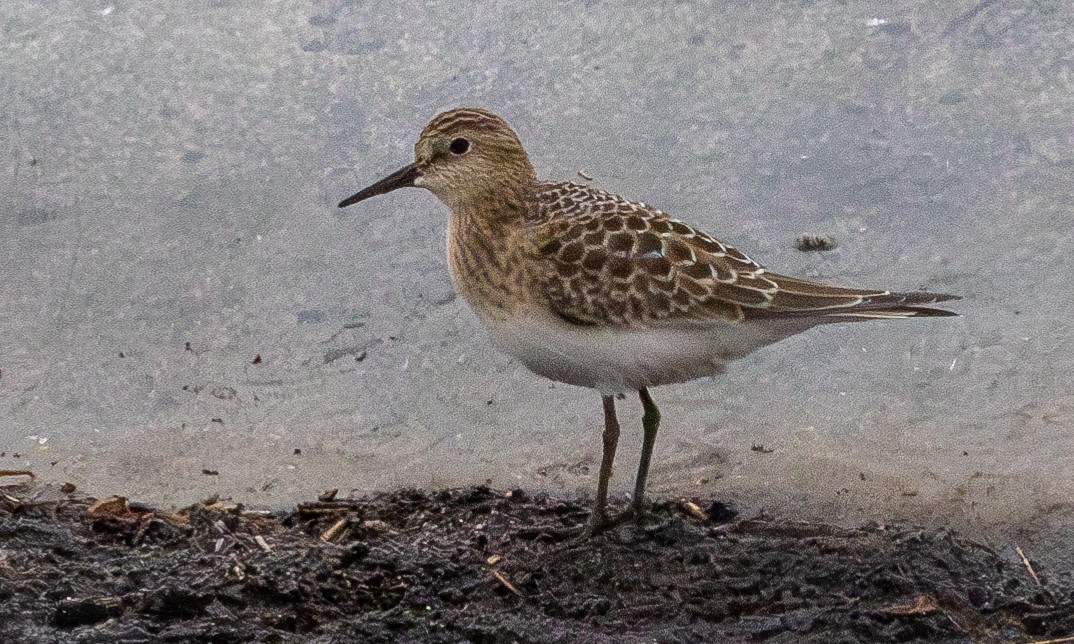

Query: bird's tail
[821,292,961,320]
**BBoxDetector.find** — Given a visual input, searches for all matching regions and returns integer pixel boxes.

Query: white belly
[483,311,809,394]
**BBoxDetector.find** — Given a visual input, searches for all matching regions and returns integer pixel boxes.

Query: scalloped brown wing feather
[532,182,958,327]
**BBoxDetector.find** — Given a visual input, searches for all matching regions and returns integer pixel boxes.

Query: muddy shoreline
[1,483,1071,642]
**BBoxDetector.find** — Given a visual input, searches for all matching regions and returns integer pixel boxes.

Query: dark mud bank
[1,484,1071,642]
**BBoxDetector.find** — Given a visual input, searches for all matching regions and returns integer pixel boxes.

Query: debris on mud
[795,234,839,252]
[1,484,1071,642]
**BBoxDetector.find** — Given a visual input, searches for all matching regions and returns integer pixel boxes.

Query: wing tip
[904,306,961,317]
[916,292,962,304]
[835,305,961,319]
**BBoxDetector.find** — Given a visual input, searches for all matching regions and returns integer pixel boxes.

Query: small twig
[298,500,364,513]
[0,470,35,485]
[1015,544,1042,585]
[320,517,348,543]
[132,516,154,545]
[254,535,273,552]
[879,594,938,615]
[491,569,522,597]
[678,499,710,522]
[1029,636,1074,644]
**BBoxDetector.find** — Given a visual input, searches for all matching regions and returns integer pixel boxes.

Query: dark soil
[1,483,1071,643]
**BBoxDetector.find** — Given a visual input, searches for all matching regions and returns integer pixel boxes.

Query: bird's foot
[580,507,635,539]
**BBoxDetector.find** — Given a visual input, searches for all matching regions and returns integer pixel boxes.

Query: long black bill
[337,163,420,208]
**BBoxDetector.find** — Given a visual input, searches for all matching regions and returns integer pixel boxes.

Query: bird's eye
[449,138,470,155]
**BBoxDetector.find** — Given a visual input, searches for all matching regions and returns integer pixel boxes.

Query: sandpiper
[338,108,959,535]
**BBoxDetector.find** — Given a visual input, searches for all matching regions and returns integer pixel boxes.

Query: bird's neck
[446,200,535,321]
[440,177,535,220]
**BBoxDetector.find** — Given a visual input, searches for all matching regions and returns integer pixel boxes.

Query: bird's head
[338,108,536,211]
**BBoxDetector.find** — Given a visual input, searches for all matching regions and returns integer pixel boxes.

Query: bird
[337,107,959,536]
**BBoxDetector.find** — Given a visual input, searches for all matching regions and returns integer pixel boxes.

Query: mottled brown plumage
[527,181,958,327]
[338,107,960,536]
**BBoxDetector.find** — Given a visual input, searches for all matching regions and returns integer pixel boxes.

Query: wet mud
[1,483,1071,643]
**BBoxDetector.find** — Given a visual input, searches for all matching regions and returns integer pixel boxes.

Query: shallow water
[2,1,1072,542]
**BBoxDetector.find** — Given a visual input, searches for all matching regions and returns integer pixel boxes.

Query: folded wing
[533,182,959,327]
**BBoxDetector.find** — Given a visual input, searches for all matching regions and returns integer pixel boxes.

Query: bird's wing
[531,182,958,327]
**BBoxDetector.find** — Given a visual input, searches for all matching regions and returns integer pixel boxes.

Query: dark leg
[585,394,621,536]
[633,388,661,518]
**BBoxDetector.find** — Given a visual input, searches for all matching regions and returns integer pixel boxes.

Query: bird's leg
[633,388,661,519]
[585,394,621,536]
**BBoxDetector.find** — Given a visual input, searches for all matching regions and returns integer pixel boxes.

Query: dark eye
[449,138,470,155]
